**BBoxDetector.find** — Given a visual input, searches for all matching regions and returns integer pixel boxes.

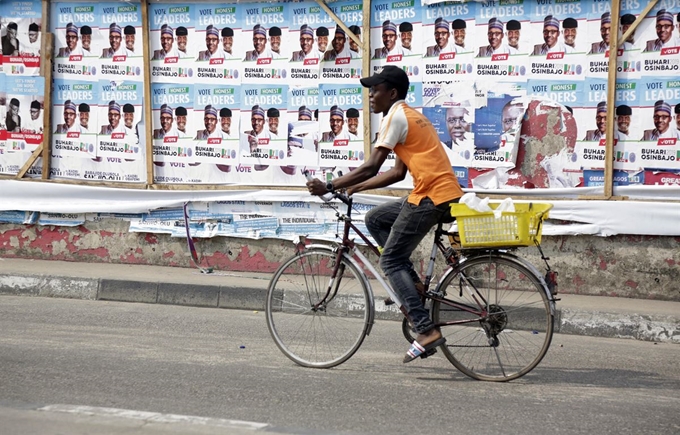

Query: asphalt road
[1,296,678,435]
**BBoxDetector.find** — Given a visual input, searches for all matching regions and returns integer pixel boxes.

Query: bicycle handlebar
[303,170,353,208]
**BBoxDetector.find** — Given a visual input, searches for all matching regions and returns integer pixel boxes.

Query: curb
[1,273,678,344]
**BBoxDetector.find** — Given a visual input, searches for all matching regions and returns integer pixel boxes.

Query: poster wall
[3,0,679,188]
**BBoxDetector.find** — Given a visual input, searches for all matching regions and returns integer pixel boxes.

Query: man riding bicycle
[306,66,464,363]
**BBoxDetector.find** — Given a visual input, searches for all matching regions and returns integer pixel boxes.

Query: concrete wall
[1,218,678,302]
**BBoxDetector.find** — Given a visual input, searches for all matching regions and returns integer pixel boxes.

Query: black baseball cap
[360,65,409,90]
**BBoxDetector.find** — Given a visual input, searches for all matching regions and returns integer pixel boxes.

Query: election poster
[52,78,97,159]
[573,77,614,171]
[639,4,680,78]
[0,78,6,149]
[527,0,587,81]
[585,6,616,80]
[422,81,475,167]
[318,83,364,167]
[239,83,288,168]
[473,81,527,168]
[51,3,101,81]
[96,80,142,161]
[1,0,41,76]
[193,3,242,85]
[148,4,197,84]
[421,1,476,82]
[288,1,334,85]
[319,0,364,84]
[287,85,320,169]
[615,1,647,78]
[151,82,194,164]
[369,0,423,80]
[474,1,529,82]
[192,83,240,165]
[3,75,43,154]
[241,3,290,84]
[635,75,680,170]
[97,2,144,81]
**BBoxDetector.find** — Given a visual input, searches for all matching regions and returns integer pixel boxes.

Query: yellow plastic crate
[449,202,552,248]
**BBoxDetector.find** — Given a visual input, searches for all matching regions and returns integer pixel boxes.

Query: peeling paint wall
[1,219,678,302]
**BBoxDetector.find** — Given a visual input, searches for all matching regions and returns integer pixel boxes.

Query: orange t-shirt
[375,100,463,206]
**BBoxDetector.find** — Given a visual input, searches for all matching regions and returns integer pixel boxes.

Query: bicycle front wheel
[266,248,372,368]
[432,254,554,381]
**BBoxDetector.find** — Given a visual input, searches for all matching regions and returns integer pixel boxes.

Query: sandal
[402,336,446,363]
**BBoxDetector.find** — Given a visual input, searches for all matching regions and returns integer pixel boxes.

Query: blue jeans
[365,196,457,334]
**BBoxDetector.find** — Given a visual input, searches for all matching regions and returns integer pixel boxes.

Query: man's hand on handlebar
[306,178,329,197]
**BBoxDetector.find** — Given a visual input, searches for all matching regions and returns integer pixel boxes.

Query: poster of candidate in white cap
[1,0,42,76]
[319,1,363,84]
[474,14,528,83]
[635,77,680,171]
[194,3,242,86]
[288,1,339,85]
[639,6,680,78]
[287,24,322,85]
[151,82,194,164]
[148,4,196,84]
[528,4,588,81]
[318,83,364,167]
[98,3,143,80]
[192,83,239,166]
[369,0,422,80]
[241,3,289,84]
[239,83,288,168]
[96,80,142,162]
[421,2,476,82]
[51,78,98,160]
[51,4,101,81]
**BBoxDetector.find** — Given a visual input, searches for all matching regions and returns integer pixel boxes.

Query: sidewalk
[0,257,678,344]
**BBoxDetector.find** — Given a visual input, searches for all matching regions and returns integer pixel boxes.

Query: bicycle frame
[306,194,522,332]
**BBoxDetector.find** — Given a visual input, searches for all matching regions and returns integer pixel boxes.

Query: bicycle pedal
[384,297,395,306]
[420,348,437,359]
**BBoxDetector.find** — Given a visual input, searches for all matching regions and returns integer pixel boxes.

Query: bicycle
[265,189,559,382]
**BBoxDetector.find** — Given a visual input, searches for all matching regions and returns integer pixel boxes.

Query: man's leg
[365,197,404,247]
[379,197,446,335]
[365,197,421,286]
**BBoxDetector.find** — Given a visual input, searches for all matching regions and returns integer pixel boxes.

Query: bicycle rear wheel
[266,248,372,368]
[431,254,554,381]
